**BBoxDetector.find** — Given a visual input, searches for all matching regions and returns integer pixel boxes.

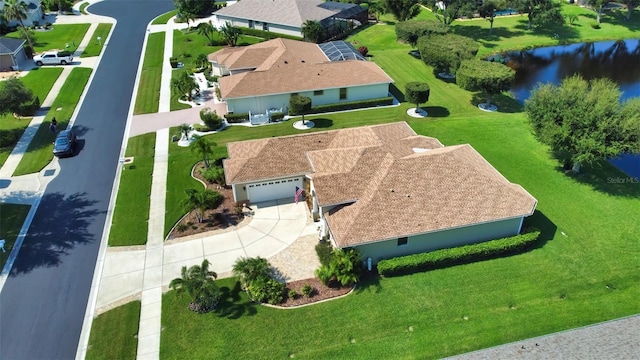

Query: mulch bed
[280,278,353,307]
[167,162,243,240]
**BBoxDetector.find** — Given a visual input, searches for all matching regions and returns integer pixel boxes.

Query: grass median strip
[133,32,165,115]
[0,204,31,271]
[108,133,155,246]
[80,23,113,58]
[13,67,92,176]
[86,301,141,360]
[151,9,178,25]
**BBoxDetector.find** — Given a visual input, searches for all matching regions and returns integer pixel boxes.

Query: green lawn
[151,9,178,25]
[108,133,155,246]
[0,204,31,271]
[80,23,113,58]
[86,301,141,360]
[0,68,63,167]
[79,2,89,15]
[133,32,165,115]
[6,24,90,54]
[13,67,92,176]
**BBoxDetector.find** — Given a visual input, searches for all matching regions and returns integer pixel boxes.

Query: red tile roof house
[208,38,393,121]
[224,122,538,264]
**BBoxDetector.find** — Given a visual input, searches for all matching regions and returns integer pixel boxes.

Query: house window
[291,92,299,97]
[339,88,347,100]
[314,90,324,96]
[263,23,269,31]
[398,237,408,246]
[248,20,254,29]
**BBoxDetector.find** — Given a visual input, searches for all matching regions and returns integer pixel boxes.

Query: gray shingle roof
[0,37,26,55]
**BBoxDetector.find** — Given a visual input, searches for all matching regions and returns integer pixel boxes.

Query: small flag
[295,186,303,204]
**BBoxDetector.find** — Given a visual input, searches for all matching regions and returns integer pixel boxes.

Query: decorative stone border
[293,120,315,130]
[261,284,356,309]
[406,108,428,118]
[478,103,498,112]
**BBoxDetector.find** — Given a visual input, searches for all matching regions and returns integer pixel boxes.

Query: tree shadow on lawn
[555,160,640,199]
[309,118,333,128]
[355,272,382,295]
[454,25,527,50]
[420,106,450,117]
[512,22,580,42]
[470,93,524,113]
[216,281,258,319]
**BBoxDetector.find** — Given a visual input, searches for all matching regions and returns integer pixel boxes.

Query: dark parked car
[53,130,77,157]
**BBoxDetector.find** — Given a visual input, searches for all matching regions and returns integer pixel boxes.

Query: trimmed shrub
[238,27,302,41]
[199,107,223,130]
[418,34,479,74]
[224,112,249,123]
[396,19,450,46]
[17,96,40,116]
[311,96,393,114]
[269,111,284,122]
[288,289,299,299]
[358,46,368,57]
[200,165,226,186]
[315,248,362,286]
[302,283,314,297]
[315,241,334,267]
[247,277,285,305]
[377,229,541,277]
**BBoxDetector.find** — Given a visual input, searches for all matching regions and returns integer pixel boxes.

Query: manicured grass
[151,9,178,25]
[0,204,31,271]
[0,68,63,167]
[80,23,113,58]
[133,32,165,115]
[13,67,92,176]
[86,301,141,360]
[6,24,90,54]
[108,133,155,246]
[158,12,639,358]
[79,2,89,15]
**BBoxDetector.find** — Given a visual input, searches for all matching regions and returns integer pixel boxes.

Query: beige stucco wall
[349,217,524,264]
[232,182,249,202]
[214,14,302,37]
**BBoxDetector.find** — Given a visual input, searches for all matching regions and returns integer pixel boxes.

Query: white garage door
[247,177,302,203]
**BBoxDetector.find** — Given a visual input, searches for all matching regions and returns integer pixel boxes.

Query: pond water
[505,39,640,178]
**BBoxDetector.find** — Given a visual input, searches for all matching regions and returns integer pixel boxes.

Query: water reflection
[505,39,640,177]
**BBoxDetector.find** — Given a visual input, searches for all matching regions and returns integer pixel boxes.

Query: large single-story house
[208,38,393,116]
[223,122,538,263]
[0,0,44,27]
[212,0,368,39]
[0,37,27,70]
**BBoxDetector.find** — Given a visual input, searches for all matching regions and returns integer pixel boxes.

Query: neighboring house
[0,37,27,70]
[208,38,393,116]
[0,0,44,27]
[224,122,538,263]
[212,0,368,39]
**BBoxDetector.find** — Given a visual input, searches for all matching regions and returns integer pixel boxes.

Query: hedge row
[310,96,394,114]
[269,111,284,121]
[377,229,541,277]
[238,27,302,41]
[224,112,249,123]
[395,19,450,45]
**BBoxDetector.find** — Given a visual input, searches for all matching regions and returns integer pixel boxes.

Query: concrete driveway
[96,199,318,311]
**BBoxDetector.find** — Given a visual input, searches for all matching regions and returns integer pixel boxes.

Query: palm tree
[191,136,216,168]
[232,257,272,289]
[197,21,217,46]
[169,259,220,313]
[171,72,198,101]
[178,123,192,141]
[3,0,34,50]
[301,20,323,43]
[181,10,197,29]
[194,53,209,71]
[181,188,223,223]
[219,22,240,47]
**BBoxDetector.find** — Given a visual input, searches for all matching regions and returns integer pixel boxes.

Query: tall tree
[418,34,479,76]
[586,0,609,24]
[525,75,640,172]
[181,188,223,223]
[301,20,324,43]
[405,82,430,112]
[0,77,35,116]
[367,0,385,22]
[173,0,213,18]
[169,259,220,313]
[3,0,34,49]
[171,72,198,101]
[191,135,216,168]
[194,53,209,70]
[197,21,217,46]
[219,22,241,47]
[456,59,515,110]
[510,0,564,30]
[478,0,507,34]
[382,0,420,21]
[425,0,478,25]
[289,95,312,124]
[620,0,640,20]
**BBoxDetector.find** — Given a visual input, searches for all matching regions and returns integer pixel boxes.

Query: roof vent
[284,60,288,64]
[406,194,410,198]
[301,60,305,63]
[390,189,394,193]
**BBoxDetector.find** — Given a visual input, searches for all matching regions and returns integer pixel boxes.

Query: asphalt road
[0,1,173,358]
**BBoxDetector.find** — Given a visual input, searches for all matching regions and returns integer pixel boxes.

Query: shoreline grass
[133,32,165,115]
[13,67,92,176]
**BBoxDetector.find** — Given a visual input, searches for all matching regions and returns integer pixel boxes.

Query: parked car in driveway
[33,51,74,66]
[53,130,77,157]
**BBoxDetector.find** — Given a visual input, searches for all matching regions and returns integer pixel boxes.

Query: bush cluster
[311,96,394,114]
[18,96,40,116]
[315,248,362,287]
[377,229,541,277]
[247,277,286,305]
[315,241,334,267]
[200,165,226,186]
[224,112,249,123]
[238,27,302,41]
[395,20,450,46]
[0,129,24,148]
[269,111,284,122]
[199,107,223,130]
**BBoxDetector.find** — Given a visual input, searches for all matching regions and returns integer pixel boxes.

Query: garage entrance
[247,177,302,203]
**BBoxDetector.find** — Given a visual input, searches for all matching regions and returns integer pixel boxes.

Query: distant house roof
[214,0,366,29]
[0,37,26,55]
[209,38,392,99]
[224,122,538,247]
